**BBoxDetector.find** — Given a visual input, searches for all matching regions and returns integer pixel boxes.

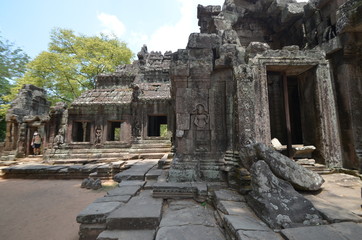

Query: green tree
[0,34,30,141]
[6,28,133,103]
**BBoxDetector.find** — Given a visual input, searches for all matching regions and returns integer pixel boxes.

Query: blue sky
[0,0,224,58]
[0,0,306,59]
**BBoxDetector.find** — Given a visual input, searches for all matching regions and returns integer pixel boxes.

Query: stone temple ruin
[1,0,362,239]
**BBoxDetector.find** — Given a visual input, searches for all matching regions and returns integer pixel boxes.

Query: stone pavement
[75,160,362,240]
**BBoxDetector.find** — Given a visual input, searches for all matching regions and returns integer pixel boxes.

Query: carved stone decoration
[234,65,256,146]
[94,125,102,146]
[192,104,209,129]
[53,128,65,149]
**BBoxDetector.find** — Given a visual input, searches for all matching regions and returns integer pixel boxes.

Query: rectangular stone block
[106,190,163,230]
[106,186,141,197]
[281,225,347,240]
[224,215,269,232]
[97,230,155,240]
[77,202,122,224]
[79,223,106,240]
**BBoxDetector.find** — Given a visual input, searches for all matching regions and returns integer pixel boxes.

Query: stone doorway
[72,121,91,142]
[267,71,305,157]
[108,122,122,141]
[147,116,167,137]
[259,60,341,167]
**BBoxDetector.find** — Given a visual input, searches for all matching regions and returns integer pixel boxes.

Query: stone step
[46,152,129,159]
[133,139,171,144]
[49,148,131,154]
[106,190,163,230]
[129,148,171,153]
[97,230,155,240]
[139,153,169,159]
[113,160,158,182]
[131,143,172,149]
[48,158,120,165]
[0,155,16,161]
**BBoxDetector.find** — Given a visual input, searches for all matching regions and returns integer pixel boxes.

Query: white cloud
[130,0,224,53]
[97,12,126,38]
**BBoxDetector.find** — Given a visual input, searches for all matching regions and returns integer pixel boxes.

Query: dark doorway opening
[268,72,303,155]
[108,122,121,141]
[72,121,91,142]
[148,116,167,137]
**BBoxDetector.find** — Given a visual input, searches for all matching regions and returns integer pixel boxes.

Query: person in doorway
[31,131,42,155]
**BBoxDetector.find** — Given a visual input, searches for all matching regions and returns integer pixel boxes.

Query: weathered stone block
[187,33,221,49]
[106,190,163,230]
[97,230,155,240]
[240,143,324,191]
[76,202,122,224]
[246,160,323,229]
[79,223,106,240]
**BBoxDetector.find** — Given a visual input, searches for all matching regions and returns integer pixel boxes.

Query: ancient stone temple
[1,0,361,177]
[65,47,174,150]
[2,85,51,159]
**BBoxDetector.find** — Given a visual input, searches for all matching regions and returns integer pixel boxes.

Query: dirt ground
[316,173,362,215]
[0,179,105,240]
[0,174,361,240]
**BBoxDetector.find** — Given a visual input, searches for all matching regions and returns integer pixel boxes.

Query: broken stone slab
[224,215,270,232]
[304,195,362,223]
[113,160,158,182]
[328,222,362,240]
[76,202,122,224]
[157,153,169,169]
[236,230,283,240]
[296,158,316,165]
[217,200,256,218]
[160,199,218,228]
[106,190,163,230]
[106,185,141,197]
[156,225,225,240]
[246,160,323,229]
[240,143,324,191]
[118,180,146,188]
[145,167,163,180]
[94,196,131,204]
[280,222,362,240]
[291,145,316,158]
[213,189,245,203]
[79,223,106,240]
[97,230,155,240]
[156,199,224,240]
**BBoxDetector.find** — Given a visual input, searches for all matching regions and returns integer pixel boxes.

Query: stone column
[314,63,342,168]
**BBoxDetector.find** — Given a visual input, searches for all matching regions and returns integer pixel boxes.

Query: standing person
[31,131,42,155]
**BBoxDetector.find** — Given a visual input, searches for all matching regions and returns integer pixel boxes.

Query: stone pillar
[169,33,226,182]
[314,63,342,168]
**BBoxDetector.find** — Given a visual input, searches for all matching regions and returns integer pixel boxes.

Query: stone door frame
[249,53,342,168]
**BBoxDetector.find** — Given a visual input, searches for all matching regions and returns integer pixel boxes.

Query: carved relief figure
[94,126,102,146]
[53,128,65,149]
[193,104,209,129]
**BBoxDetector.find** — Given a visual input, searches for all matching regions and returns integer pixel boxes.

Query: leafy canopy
[0,34,30,105]
[6,28,133,104]
[0,33,30,140]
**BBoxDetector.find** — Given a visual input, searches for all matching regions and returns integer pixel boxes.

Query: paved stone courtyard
[0,161,361,239]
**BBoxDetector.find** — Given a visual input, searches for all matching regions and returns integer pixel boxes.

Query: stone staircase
[77,158,164,240]
[44,139,172,164]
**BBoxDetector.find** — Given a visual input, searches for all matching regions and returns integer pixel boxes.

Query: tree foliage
[6,28,133,104]
[0,34,30,105]
[0,34,30,141]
